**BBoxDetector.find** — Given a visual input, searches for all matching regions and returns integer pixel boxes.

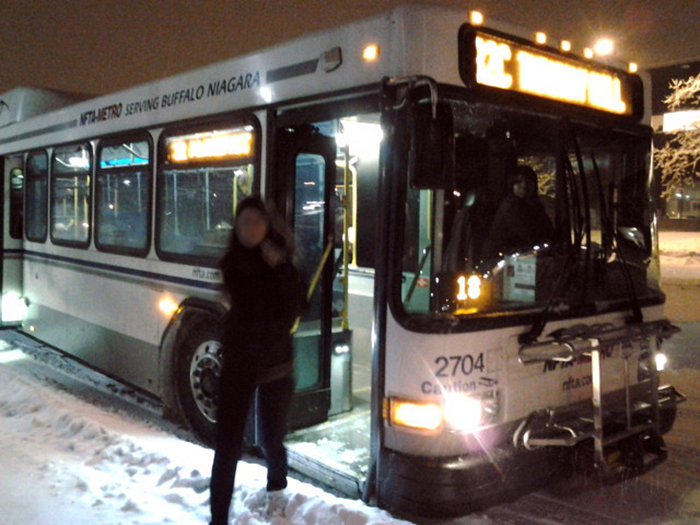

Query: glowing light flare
[469,10,484,26]
[655,352,667,372]
[158,297,179,317]
[443,395,483,432]
[594,38,614,56]
[2,293,28,323]
[560,40,572,52]
[534,32,547,45]
[583,48,594,59]
[628,62,638,74]
[362,44,380,62]
[168,131,253,163]
[391,399,442,431]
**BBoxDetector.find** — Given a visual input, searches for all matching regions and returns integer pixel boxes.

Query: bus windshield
[400,98,662,322]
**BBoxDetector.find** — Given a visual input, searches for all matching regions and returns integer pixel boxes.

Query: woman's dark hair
[232,195,295,257]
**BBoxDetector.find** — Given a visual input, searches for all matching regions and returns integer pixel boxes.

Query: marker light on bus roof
[391,399,441,431]
[594,38,614,56]
[534,32,547,45]
[560,40,572,52]
[362,44,380,62]
[584,48,594,59]
[628,62,638,74]
[469,11,484,26]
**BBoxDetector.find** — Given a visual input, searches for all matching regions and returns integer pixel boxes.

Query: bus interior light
[390,398,441,431]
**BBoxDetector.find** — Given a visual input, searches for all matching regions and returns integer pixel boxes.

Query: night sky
[1,0,699,96]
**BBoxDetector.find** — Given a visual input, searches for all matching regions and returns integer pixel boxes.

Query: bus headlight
[388,391,500,433]
[445,391,500,433]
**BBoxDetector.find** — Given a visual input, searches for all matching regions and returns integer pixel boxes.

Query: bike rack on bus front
[515,319,686,479]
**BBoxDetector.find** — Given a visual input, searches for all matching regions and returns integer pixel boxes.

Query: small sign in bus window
[167,130,253,163]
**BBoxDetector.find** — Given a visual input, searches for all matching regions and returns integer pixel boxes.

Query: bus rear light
[390,399,441,431]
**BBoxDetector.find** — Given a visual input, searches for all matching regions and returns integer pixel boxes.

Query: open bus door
[273,125,352,431]
[0,155,25,326]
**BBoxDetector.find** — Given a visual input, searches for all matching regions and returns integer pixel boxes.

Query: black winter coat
[219,240,305,375]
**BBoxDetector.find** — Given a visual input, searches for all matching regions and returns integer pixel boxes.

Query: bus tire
[175,321,224,446]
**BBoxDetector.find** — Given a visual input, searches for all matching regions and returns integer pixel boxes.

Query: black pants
[209,366,294,525]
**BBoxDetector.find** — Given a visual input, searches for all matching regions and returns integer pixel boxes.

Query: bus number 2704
[435,353,485,377]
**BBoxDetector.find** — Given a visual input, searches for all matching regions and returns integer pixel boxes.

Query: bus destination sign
[459,26,642,119]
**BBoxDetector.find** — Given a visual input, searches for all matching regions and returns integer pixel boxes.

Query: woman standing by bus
[209,196,304,525]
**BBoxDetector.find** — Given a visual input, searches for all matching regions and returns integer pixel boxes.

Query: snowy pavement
[0,340,419,525]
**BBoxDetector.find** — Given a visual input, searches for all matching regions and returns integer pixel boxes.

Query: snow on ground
[0,342,422,525]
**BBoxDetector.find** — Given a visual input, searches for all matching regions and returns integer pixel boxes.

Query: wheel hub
[190,340,223,423]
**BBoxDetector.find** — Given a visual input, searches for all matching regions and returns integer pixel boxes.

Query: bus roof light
[534,32,547,45]
[560,40,571,52]
[469,11,484,26]
[628,62,638,73]
[584,48,594,59]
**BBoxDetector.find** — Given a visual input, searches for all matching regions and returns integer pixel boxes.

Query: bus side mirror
[408,101,454,190]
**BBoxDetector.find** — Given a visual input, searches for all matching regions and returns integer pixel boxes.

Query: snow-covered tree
[655,73,700,196]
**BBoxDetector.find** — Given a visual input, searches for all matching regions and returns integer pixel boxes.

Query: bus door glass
[1,154,26,325]
[274,126,342,430]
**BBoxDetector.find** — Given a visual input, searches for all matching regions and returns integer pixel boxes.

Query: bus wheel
[176,323,223,445]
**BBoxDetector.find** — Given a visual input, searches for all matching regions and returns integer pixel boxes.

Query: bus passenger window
[25,150,49,243]
[157,123,256,264]
[51,143,92,246]
[96,138,151,255]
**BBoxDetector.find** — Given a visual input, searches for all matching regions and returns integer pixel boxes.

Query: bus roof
[0,4,642,154]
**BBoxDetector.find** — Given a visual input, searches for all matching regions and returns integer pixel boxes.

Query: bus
[0,4,685,517]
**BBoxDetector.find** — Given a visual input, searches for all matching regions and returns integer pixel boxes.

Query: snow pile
[0,343,415,525]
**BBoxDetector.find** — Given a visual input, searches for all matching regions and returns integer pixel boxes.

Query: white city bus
[0,5,684,516]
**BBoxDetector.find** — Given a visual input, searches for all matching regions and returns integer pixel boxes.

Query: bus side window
[96,138,151,256]
[51,143,92,247]
[25,150,49,243]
